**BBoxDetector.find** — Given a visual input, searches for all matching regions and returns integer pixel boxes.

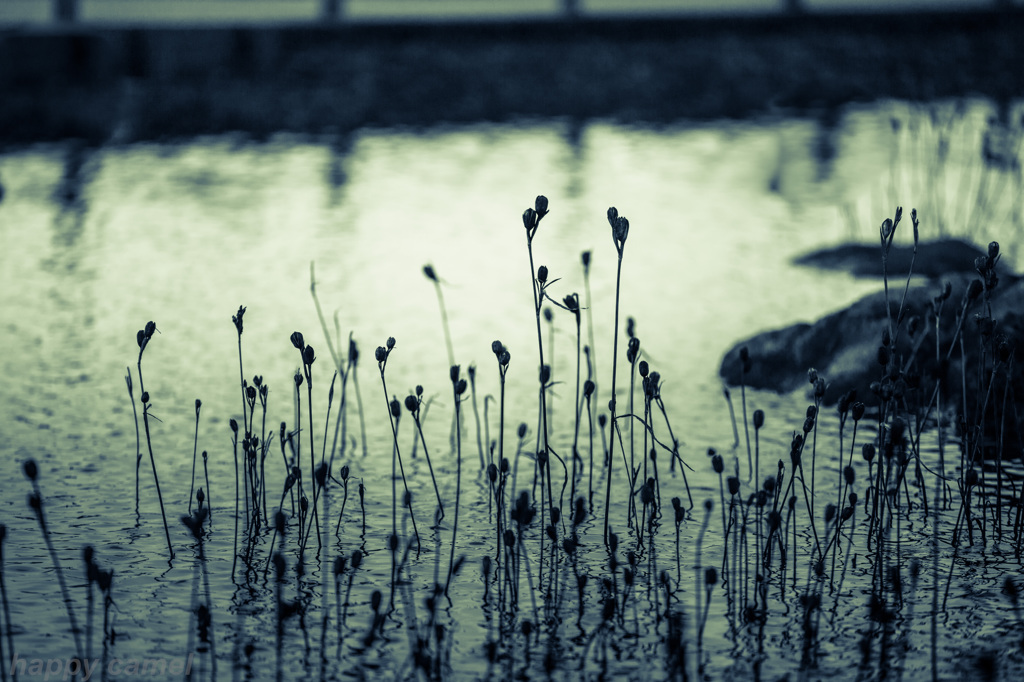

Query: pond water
[1,99,1022,681]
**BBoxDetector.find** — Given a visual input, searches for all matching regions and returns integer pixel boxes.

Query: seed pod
[487,463,498,483]
[638,360,649,377]
[705,567,718,587]
[522,207,537,231]
[504,529,516,548]
[491,340,503,356]
[825,504,836,524]
[290,331,305,350]
[229,418,238,434]
[23,459,38,481]
[581,251,591,269]
[141,391,150,404]
[712,454,724,474]
[753,409,765,430]
[844,465,855,486]
[535,195,548,218]
[877,345,890,366]
[517,423,527,439]
[606,206,618,228]
[583,380,595,398]
[303,345,315,366]
[390,398,401,418]
[351,550,363,570]
[862,443,876,462]
[727,476,740,496]
[537,265,548,283]
[613,216,629,245]
[852,402,866,421]
[293,372,302,387]
[967,279,983,301]
[404,395,418,413]
[456,379,467,395]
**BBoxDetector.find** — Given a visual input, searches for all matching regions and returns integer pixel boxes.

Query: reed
[135,321,174,561]
[23,460,84,665]
[603,206,630,547]
[445,365,468,597]
[125,368,142,516]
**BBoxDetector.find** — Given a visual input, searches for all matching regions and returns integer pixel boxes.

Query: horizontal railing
[1,0,1017,27]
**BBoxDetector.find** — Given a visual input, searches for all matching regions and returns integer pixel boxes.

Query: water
[1,100,1022,680]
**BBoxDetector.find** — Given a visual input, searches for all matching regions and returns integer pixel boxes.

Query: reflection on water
[0,99,1022,680]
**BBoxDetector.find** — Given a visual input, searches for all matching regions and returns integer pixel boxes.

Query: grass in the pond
[5,195,1023,680]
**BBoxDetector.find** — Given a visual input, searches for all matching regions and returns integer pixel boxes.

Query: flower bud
[491,340,503,356]
[522,207,537,231]
[517,423,527,439]
[753,409,765,430]
[581,250,591,269]
[404,395,418,413]
[862,443,875,462]
[23,459,38,481]
[606,206,618,228]
[967,279,983,301]
[534,195,549,218]
[613,216,629,245]
[423,264,437,282]
[375,346,386,363]
[537,265,548,283]
[988,241,1000,261]
[303,345,315,366]
[290,331,305,350]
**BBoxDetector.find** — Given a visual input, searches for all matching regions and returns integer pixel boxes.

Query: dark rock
[721,273,1024,413]
[793,239,986,279]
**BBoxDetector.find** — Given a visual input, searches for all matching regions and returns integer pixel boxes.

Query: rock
[721,274,1024,413]
[793,239,987,279]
